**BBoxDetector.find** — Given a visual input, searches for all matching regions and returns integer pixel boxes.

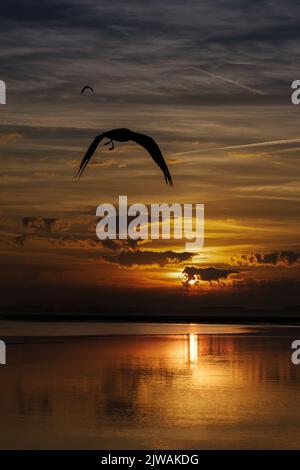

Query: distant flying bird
[77,128,173,186]
[80,86,94,95]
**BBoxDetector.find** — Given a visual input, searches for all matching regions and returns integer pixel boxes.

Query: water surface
[0,322,300,449]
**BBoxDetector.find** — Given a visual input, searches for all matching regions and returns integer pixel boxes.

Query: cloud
[101,238,145,251]
[182,266,239,286]
[13,234,30,246]
[168,158,183,165]
[1,0,298,108]
[103,250,194,267]
[22,217,57,233]
[0,132,23,144]
[20,213,149,251]
[231,251,300,267]
[67,158,125,169]
[89,159,127,169]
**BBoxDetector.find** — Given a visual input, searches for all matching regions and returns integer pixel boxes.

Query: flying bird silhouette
[80,86,94,95]
[77,128,173,186]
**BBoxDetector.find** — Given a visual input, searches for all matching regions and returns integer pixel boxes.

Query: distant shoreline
[1,313,300,325]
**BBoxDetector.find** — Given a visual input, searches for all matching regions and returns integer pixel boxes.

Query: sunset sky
[0,0,299,312]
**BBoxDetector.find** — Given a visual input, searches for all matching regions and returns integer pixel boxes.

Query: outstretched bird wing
[131,132,173,186]
[76,133,106,178]
[77,129,173,186]
[80,86,94,95]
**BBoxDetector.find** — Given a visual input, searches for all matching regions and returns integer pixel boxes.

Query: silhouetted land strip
[1,305,299,324]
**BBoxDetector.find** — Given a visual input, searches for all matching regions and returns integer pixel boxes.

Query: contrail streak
[198,69,265,96]
[175,138,300,156]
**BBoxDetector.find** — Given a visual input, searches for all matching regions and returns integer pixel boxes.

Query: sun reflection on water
[185,333,198,364]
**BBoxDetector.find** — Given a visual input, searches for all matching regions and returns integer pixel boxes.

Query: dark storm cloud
[231,251,300,267]
[103,250,194,267]
[182,266,239,285]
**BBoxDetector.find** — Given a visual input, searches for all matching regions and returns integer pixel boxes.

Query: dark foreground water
[0,322,300,449]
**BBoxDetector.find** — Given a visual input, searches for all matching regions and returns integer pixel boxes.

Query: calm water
[0,322,300,449]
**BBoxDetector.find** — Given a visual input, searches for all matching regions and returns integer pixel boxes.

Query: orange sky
[0,1,299,312]
[1,105,299,311]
